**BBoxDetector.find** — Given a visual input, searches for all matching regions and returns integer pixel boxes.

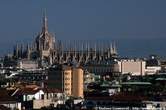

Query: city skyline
[0,0,166,57]
[0,1,166,109]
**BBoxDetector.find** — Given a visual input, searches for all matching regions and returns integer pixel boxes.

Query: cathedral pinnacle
[42,9,48,33]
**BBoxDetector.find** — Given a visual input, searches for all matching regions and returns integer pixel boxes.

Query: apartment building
[63,66,84,98]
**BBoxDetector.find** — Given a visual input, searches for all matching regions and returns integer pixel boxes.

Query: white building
[145,66,161,75]
[18,60,38,71]
[1,101,21,110]
[12,86,63,109]
[145,55,161,75]
[117,59,146,76]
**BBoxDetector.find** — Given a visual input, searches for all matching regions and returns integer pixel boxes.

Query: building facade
[72,68,84,98]
[63,66,72,96]
[117,59,146,76]
[63,66,84,98]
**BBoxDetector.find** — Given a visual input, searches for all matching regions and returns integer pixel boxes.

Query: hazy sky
[0,0,166,57]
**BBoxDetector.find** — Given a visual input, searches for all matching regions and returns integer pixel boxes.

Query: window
[65,88,70,91]
[53,94,57,98]
[65,83,70,85]
[65,78,70,80]
[41,94,44,99]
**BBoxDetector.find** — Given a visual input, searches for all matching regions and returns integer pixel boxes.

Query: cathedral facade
[13,13,118,67]
[13,13,56,65]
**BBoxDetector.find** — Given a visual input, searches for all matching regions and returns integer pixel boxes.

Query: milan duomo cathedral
[13,12,118,67]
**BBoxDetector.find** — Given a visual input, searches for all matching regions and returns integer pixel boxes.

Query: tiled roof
[86,92,148,102]
[14,87,41,95]
[111,93,148,102]
[42,88,62,93]
[13,87,62,96]
[0,89,16,102]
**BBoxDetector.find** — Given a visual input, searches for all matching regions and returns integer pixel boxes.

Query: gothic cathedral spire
[42,9,48,33]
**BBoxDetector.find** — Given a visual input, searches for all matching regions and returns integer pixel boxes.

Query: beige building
[72,68,84,98]
[63,66,84,98]
[117,59,146,76]
[63,66,72,96]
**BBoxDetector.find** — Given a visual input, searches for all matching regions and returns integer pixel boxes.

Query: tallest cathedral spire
[42,9,48,33]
